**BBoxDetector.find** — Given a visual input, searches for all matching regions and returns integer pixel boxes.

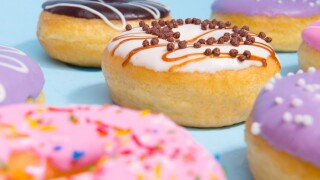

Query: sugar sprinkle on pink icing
[0,104,225,180]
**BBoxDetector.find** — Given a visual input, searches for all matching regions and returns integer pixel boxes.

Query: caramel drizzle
[164,51,267,72]
[111,37,157,56]
[112,32,156,41]
[111,30,278,72]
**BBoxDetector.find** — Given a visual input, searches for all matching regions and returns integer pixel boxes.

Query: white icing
[0,83,6,103]
[0,47,29,74]
[44,0,168,31]
[107,24,275,73]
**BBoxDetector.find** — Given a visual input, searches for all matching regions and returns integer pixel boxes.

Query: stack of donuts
[1,0,320,179]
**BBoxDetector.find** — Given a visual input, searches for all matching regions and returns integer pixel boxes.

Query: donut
[37,0,171,67]
[299,21,320,70]
[0,104,226,180]
[246,68,320,180]
[211,0,320,52]
[0,45,44,105]
[102,19,281,128]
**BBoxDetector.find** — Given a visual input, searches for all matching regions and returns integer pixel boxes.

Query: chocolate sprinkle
[213,48,220,56]
[217,37,225,44]
[178,40,187,49]
[158,19,165,26]
[167,37,174,42]
[243,50,251,58]
[139,21,145,27]
[198,39,206,44]
[193,42,201,48]
[242,26,249,31]
[209,23,216,29]
[230,38,240,46]
[185,18,192,24]
[244,40,253,45]
[232,26,239,33]
[265,37,272,43]
[204,48,212,56]
[229,49,239,57]
[258,32,266,39]
[206,37,216,45]
[151,38,159,45]
[173,32,181,39]
[142,40,149,47]
[167,43,175,51]
[238,55,246,62]
[125,24,132,31]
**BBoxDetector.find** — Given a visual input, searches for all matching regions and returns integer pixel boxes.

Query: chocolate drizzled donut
[43,0,170,21]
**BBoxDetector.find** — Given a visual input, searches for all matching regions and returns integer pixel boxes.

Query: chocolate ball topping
[198,39,206,44]
[142,40,149,47]
[229,49,239,57]
[204,48,212,56]
[125,24,132,31]
[193,42,201,48]
[178,40,187,49]
[238,55,246,62]
[258,32,266,39]
[265,37,272,43]
[167,43,175,51]
[206,37,216,45]
[151,38,159,45]
[213,48,220,56]
[243,50,251,58]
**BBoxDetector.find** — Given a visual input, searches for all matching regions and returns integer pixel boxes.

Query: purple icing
[0,45,44,105]
[253,70,320,167]
[212,0,320,17]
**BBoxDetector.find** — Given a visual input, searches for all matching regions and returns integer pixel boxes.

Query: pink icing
[302,21,320,51]
[0,104,225,180]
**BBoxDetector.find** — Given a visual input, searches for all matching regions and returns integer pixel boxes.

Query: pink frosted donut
[299,21,320,70]
[0,104,225,180]
[302,21,320,51]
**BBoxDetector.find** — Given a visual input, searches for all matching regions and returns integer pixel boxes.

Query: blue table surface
[0,1,299,179]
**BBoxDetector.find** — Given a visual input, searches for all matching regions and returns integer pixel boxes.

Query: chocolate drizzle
[43,0,170,21]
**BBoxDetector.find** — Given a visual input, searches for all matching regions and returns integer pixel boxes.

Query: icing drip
[107,24,278,73]
[0,45,44,105]
[43,0,170,31]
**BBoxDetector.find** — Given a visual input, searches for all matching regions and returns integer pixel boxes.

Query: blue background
[0,1,299,179]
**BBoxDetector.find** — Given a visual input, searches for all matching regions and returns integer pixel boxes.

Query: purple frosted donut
[0,45,44,105]
[212,0,320,17]
[251,68,320,166]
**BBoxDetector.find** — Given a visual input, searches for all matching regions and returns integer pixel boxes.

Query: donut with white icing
[0,104,225,180]
[211,0,320,52]
[0,45,44,105]
[102,19,281,127]
[37,0,171,67]
[299,21,320,70]
[246,68,320,180]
